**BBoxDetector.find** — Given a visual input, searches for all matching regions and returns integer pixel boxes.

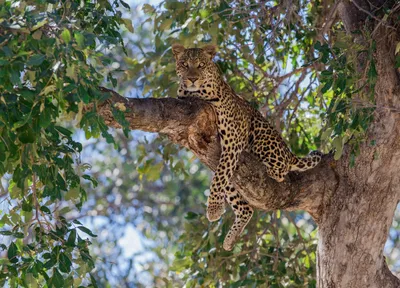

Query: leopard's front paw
[206,202,225,222]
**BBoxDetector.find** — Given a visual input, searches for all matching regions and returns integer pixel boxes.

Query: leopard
[172,44,322,251]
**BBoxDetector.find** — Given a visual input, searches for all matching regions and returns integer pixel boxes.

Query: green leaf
[90,273,98,288]
[321,128,333,141]
[184,212,198,220]
[142,4,155,14]
[55,126,73,137]
[368,60,378,80]
[146,162,164,181]
[73,220,83,225]
[32,19,48,31]
[43,253,51,259]
[78,85,90,103]
[39,109,52,129]
[61,28,71,43]
[321,70,333,76]
[122,18,134,33]
[396,42,400,55]
[336,75,346,93]
[18,128,36,143]
[7,242,19,263]
[321,79,333,93]
[395,55,400,68]
[120,0,130,9]
[22,200,33,212]
[40,206,51,214]
[332,136,343,160]
[49,268,64,287]
[13,232,24,239]
[0,142,5,162]
[82,174,98,187]
[32,30,42,40]
[44,257,57,269]
[10,71,21,85]
[65,187,80,200]
[74,32,85,48]
[9,181,22,199]
[159,18,173,30]
[0,59,10,66]
[13,118,30,130]
[26,54,45,66]
[77,226,97,237]
[66,229,76,247]
[59,253,72,273]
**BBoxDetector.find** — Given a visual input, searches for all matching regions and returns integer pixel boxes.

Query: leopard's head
[172,44,220,92]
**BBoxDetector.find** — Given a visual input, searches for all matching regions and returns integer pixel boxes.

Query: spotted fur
[172,44,322,251]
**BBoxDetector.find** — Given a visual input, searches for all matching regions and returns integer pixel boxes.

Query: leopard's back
[228,96,321,182]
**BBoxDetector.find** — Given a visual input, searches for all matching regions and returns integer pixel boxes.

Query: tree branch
[94,87,337,220]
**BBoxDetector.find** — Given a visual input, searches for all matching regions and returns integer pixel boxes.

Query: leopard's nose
[188,77,198,84]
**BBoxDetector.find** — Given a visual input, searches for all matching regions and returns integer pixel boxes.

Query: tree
[1,0,400,287]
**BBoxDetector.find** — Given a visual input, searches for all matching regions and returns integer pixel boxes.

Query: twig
[275,67,308,86]
[320,1,341,39]
[285,212,313,264]
[351,0,396,31]
[272,211,281,271]
[371,2,400,36]
[287,76,317,130]
[31,171,42,231]
[0,179,7,197]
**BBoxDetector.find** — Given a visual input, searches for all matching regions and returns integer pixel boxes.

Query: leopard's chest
[214,102,251,148]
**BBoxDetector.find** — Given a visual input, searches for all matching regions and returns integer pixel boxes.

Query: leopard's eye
[198,62,205,68]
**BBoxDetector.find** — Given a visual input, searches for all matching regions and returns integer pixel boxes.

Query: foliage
[0,0,133,286]
[171,211,317,288]
[1,0,399,287]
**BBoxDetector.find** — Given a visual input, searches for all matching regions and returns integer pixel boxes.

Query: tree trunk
[316,1,400,287]
[92,1,400,286]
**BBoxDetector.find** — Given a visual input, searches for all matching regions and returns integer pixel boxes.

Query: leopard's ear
[202,45,217,59]
[172,44,185,60]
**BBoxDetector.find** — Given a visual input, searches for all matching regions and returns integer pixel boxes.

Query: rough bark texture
[317,1,400,287]
[93,1,400,286]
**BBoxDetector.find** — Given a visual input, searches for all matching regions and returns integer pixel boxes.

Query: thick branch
[95,87,337,219]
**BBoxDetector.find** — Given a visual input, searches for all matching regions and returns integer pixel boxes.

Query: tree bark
[316,1,400,287]
[92,1,400,286]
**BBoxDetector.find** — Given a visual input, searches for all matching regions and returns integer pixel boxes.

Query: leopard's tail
[290,150,323,172]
